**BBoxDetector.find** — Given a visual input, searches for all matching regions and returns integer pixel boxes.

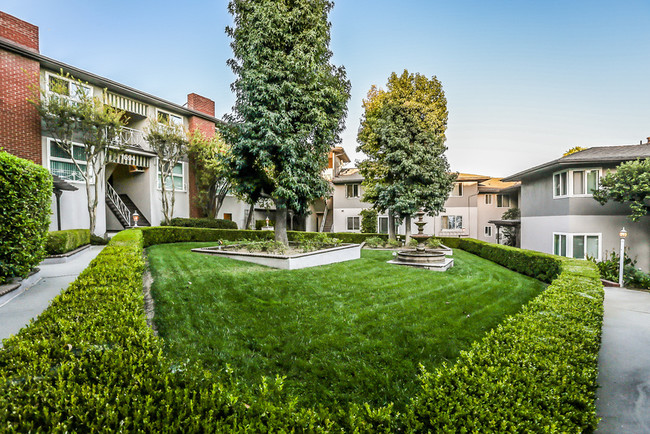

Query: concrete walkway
[597,286,650,433]
[0,246,104,347]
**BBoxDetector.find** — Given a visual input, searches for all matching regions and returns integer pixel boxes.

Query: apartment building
[503,142,650,270]
[0,11,219,234]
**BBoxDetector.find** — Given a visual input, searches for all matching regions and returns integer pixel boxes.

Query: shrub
[426,237,442,248]
[45,229,91,255]
[141,227,273,247]
[90,234,109,245]
[246,240,287,254]
[0,151,52,283]
[364,236,385,248]
[360,209,378,233]
[166,217,238,229]
[255,219,275,230]
[592,249,650,289]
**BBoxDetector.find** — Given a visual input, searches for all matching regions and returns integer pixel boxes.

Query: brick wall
[0,50,41,164]
[187,93,217,218]
[0,12,39,52]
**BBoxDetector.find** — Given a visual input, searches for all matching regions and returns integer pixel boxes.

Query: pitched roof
[478,178,520,193]
[332,168,363,184]
[503,143,650,182]
[456,173,491,182]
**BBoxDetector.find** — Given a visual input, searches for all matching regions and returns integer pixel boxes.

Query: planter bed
[192,242,361,270]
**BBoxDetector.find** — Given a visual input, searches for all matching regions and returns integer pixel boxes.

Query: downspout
[466,192,478,238]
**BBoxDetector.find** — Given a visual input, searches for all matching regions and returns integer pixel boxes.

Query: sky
[4,0,650,177]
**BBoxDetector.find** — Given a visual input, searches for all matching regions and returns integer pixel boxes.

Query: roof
[332,168,363,184]
[52,175,78,192]
[331,146,351,163]
[456,173,491,182]
[478,178,521,194]
[0,36,223,126]
[503,143,650,182]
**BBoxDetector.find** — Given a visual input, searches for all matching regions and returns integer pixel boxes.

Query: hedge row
[439,237,561,283]
[0,151,52,283]
[45,229,91,255]
[140,226,388,248]
[164,217,238,229]
[0,230,603,431]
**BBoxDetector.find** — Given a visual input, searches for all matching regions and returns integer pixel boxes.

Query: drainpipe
[466,192,478,238]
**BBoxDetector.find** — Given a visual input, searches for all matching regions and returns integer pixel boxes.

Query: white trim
[345,183,360,198]
[155,108,184,126]
[553,232,602,260]
[46,138,93,185]
[45,71,93,102]
[156,160,187,192]
[346,215,360,231]
[484,194,492,205]
[484,225,493,237]
[553,168,601,199]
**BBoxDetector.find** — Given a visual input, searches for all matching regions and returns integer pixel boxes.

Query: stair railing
[106,182,132,226]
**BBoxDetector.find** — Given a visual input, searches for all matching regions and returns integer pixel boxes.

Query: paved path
[596,286,650,433]
[0,246,104,347]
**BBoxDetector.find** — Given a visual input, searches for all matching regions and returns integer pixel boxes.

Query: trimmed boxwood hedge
[165,217,238,229]
[45,229,91,255]
[0,231,603,432]
[0,151,52,283]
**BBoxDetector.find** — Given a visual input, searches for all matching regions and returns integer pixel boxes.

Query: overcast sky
[4,0,650,177]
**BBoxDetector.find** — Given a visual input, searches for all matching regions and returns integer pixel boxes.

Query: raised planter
[192,243,361,270]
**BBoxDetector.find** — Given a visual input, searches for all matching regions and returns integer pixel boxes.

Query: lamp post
[619,227,627,287]
[133,211,139,228]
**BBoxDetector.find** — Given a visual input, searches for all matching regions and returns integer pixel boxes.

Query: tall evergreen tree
[357,70,456,240]
[225,0,350,244]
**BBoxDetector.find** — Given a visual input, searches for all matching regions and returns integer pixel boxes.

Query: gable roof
[503,143,650,182]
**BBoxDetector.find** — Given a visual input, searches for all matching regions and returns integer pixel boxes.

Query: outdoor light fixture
[133,211,139,228]
[619,227,627,287]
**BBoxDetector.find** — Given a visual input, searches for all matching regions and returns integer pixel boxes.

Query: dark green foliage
[255,219,275,230]
[593,158,650,221]
[408,258,603,432]
[166,217,238,229]
[592,249,650,289]
[225,0,350,243]
[90,234,109,245]
[360,208,378,233]
[45,229,91,255]
[364,236,386,248]
[0,151,52,283]
[438,237,561,283]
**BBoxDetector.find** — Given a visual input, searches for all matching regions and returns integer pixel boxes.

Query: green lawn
[148,243,545,410]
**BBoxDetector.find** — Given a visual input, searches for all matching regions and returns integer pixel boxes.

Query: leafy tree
[187,130,232,219]
[360,208,378,233]
[501,207,520,246]
[563,146,587,156]
[225,0,350,245]
[357,70,455,241]
[32,71,126,234]
[145,118,188,225]
[593,158,650,221]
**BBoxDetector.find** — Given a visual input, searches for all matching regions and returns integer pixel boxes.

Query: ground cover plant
[147,243,546,410]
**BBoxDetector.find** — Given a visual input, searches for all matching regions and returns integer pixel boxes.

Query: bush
[166,217,238,229]
[0,151,52,283]
[255,219,275,230]
[593,249,650,288]
[141,227,273,247]
[364,236,385,248]
[90,234,109,245]
[45,229,91,255]
[360,209,378,233]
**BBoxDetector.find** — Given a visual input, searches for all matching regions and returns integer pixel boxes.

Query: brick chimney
[0,12,42,164]
[0,12,39,52]
[186,93,217,218]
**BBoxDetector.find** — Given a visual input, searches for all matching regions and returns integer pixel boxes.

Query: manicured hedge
[165,217,238,229]
[45,229,91,255]
[0,151,52,283]
[439,237,561,283]
[0,231,603,432]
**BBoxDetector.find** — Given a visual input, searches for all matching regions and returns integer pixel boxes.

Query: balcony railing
[116,127,148,150]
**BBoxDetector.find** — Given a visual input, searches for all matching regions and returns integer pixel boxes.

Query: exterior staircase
[105,182,150,228]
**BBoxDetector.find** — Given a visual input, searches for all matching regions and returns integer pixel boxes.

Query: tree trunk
[274,198,289,245]
[405,215,412,244]
[244,202,255,229]
[213,182,230,218]
[388,210,396,241]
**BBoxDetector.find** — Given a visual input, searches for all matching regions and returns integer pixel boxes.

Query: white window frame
[47,138,91,184]
[346,184,360,198]
[347,216,360,231]
[378,216,389,234]
[441,215,463,230]
[553,232,601,261]
[484,194,492,205]
[157,161,187,192]
[496,194,510,208]
[45,71,92,102]
[553,170,569,198]
[156,109,184,127]
[553,168,601,199]
[450,182,463,197]
[484,226,492,237]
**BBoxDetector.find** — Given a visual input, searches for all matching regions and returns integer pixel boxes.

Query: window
[485,194,492,205]
[346,184,360,198]
[553,171,568,197]
[157,110,183,127]
[496,194,510,208]
[441,215,463,230]
[484,226,492,237]
[554,169,600,198]
[48,140,87,182]
[450,183,463,197]
[46,73,92,102]
[157,162,185,191]
[553,233,600,260]
[347,216,360,231]
[223,213,232,221]
[378,217,388,234]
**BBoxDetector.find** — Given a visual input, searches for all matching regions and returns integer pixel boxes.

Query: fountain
[387,209,454,271]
